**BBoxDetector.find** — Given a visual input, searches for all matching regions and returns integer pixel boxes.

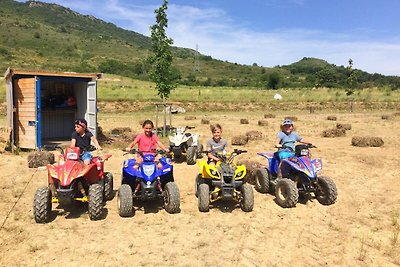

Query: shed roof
[4,67,102,80]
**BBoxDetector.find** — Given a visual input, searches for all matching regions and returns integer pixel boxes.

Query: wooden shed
[4,68,102,149]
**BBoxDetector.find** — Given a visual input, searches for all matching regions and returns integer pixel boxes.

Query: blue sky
[24,0,400,76]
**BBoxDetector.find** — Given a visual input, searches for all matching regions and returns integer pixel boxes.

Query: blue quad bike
[255,144,337,208]
[117,149,180,217]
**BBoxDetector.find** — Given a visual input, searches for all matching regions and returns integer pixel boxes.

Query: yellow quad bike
[195,149,254,212]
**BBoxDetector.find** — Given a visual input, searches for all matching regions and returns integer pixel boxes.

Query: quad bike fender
[234,165,247,180]
[311,158,322,172]
[282,157,317,179]
[198,160,220,179]
[187,134,199,147]
[257,152,279,174]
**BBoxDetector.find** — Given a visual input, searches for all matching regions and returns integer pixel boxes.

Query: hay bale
[336,123,352,130]
[264,113,275,118]
[258,120,269,126]
[381,115,391,120]
[231,135,248,146]
[184,115,197,120]
[351,136,384,147]
[201,118,210,124]
[322,128,346,138]
[28,151,55,168]
[327,116,337,121]
[246,130,263,141]
[393,112,400,117]
[284,116,298,122]
[240,119,249,124]
[237,160,262,185]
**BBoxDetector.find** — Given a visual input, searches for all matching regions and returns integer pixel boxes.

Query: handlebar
[123,149,168,156]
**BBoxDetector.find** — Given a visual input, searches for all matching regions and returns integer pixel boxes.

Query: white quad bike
[169,126,203,165]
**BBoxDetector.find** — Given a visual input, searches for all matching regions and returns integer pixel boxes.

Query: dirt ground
[1,110,400,266]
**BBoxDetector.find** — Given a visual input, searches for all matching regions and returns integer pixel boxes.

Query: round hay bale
[236,160,262,185]
[284,116,298,122]
[264,113,275,119]
[327,116,337,121]
[201,118,210,124]
[351,136,384,147]
[322,128,346,138]
[246,130,263,141]
[28,151,55,168]
[336,123,352,130]
[184,115,197,120]
[231,135,248,146]
[258,120,269,126]
[240,119,249,124]
[381,115,391,120]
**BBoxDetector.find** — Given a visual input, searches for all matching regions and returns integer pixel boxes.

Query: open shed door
[87,81,97,137]
[14,78,37,149]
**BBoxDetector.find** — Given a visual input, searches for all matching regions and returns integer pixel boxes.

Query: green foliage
[267,71,281,89]
[148,0,177,99]
[0,1,399,90]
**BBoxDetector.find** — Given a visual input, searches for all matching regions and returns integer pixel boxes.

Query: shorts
[278,150,294,160]
[81,151,92,162]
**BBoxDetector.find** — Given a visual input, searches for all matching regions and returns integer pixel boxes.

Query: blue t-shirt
[277,131,302,151]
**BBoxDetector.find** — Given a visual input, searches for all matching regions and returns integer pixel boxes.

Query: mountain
[0,0,399,89]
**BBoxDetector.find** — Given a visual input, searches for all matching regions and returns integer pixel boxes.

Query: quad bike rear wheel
[198,184,210,212]
[117,184,134,217]
[164,182,180,214]
[275,178,299,208]
[315,176,337,205]
[240,184,254,212]
[88,184,103,220]
[33,187,52,223]
[255,168,270,193]
[186,146,197,165]
[103,172,114,201]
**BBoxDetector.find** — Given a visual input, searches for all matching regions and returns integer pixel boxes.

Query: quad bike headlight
[165,158,172,165]
[235,171,243,178]
[210,170,218,176]
[123,160,128,168]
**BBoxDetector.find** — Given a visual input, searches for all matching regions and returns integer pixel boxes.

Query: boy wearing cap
[71,119,102,165]
[275,119,311,178]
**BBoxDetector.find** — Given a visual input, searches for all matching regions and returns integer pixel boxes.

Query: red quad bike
[33,146,113,223]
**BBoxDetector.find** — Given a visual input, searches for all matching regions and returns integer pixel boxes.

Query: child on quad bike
[206,124,228,165]
[125,120,169,169]
[71,118,102,165]
[275,119,312,178]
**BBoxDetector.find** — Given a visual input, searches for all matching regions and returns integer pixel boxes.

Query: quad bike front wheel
[255,168,270,193]
[186,146,197,165]
[103,172,114,201]
[196,144,204,158]
[275,178,299,208]
[88,184,103,220]
[164,182,180,214]
[117,184,134,217]
[33,187,52,223]
[194,174,204,198]
[240,184,254,212]
[198,184,210,212]
[315,176,337,205]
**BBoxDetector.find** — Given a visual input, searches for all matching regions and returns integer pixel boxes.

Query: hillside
[0,0,399,89]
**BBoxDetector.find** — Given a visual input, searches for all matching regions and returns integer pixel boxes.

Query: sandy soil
[1,110,399,266]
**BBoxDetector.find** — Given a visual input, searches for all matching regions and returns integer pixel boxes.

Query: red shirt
[134,133,159,153]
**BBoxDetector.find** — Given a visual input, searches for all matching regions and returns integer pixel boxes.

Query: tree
[346,58,360,95]
[148,0,176,99]
[267,71,281,89]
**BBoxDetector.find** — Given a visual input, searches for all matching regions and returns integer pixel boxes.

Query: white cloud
[24,0,400,75]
